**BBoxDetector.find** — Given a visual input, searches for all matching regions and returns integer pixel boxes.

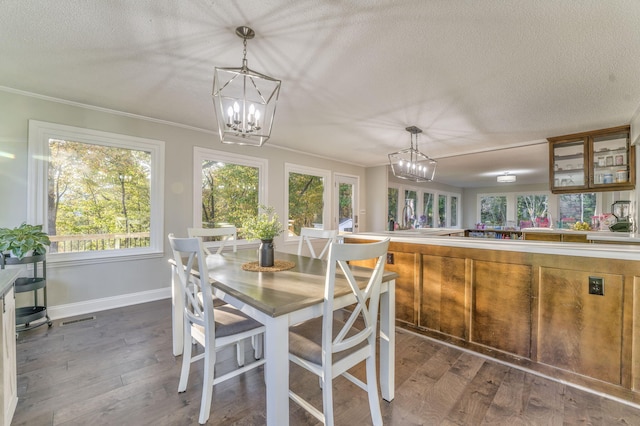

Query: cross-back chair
[288,238,390,426]
[187,227,237,255]
[168,233,265,425]
[297,227,339,259]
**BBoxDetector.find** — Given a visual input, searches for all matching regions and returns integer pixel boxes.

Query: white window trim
[193,146,268,248]
[390,183,461,228]
[28,120,165,264]
[284,163,332,242]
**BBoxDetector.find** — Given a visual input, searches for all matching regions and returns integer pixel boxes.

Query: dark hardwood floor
[12,299,640,425]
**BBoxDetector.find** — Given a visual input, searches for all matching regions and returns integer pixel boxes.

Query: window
[450,196,458,227]
[436,195,446,227]
[558,193,596,229]
[193,147,267,236]
[517,194,549,228]
[285,163,330,239]
[388,187,399,224]
[422,192,434,227]
[479,195,507,226]
[28,120,164,262]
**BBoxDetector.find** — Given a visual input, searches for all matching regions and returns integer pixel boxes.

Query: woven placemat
[241,260,295,272]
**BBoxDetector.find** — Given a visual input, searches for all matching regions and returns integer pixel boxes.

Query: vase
[258,239,274,267]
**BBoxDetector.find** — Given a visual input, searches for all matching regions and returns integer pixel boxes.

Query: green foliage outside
[388,188,399,222]
[288,172,324,236]
[517,195,548,226]
[48,140,151,252]
[480,195,507,226]
[558,193,596,228]
[201,161,259,231]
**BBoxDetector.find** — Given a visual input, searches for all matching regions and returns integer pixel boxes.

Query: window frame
[284,163,331,242]
[388,182,461,228]
[193,146,268,247]
[27,120,165,264]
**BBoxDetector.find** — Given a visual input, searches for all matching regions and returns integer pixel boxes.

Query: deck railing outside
[49,232,151,253]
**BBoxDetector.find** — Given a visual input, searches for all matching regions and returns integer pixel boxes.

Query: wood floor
[11,299,640,425]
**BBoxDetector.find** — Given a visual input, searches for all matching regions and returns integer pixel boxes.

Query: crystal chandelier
[388,126,437,182]
[212,26,281,146]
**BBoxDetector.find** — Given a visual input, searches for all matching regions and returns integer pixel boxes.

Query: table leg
[379,279,395,401]
[171,264,184,356]
[264,314,290,426]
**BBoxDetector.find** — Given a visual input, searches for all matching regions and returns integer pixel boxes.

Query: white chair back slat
[297,227,338,259]
[188,227,237,255]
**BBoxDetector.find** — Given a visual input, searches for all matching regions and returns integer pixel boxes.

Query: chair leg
[321,376,334,426]
[199,343,216,424]
[252,334,263,359]
[236,340,245,366]
[365,356,383,426]
[178,323,192,393]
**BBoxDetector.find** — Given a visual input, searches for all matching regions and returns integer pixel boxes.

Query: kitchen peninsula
[346,231,640,405]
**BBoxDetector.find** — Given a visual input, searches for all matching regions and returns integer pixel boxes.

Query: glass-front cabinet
[548,125,634,194]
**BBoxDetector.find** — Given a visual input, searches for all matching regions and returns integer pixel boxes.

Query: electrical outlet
[386,253,394,264]
[588,276,604,296]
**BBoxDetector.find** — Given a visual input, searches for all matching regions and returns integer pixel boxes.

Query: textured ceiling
[2,1,640,187]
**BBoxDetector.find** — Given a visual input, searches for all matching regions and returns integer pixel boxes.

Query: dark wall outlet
[588,276,604,296]
[386,253,394,264]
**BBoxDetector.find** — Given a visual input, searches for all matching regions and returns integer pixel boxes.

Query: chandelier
[388,126,437,182]
[212,26,281,146]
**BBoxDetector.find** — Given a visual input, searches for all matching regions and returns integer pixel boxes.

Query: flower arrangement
[241,205,284,241]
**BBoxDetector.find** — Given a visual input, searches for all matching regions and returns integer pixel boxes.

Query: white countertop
[349,230,640,261]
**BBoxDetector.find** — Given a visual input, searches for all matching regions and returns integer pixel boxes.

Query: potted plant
[241,205,284,267]
[0,223,51,259]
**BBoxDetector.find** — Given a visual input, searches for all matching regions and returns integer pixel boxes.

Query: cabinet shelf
[0,254,51,331]
[549,125,634,194]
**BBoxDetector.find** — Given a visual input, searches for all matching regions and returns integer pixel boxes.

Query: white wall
[0,89,368,315]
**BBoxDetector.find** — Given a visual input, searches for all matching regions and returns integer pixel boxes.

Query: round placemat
[241,260,295,272]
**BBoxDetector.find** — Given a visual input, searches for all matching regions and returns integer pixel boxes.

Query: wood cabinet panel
[538,267,623,384]
[471,261,532,358]
[420,255,466,339]
[387,251,418,325]
[523,232,562,242]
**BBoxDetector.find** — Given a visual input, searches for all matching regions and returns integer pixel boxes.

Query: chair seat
[289,316,367,365]
[192,304,263,338]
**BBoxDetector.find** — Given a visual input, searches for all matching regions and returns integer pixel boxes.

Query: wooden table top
[173,249,398,318]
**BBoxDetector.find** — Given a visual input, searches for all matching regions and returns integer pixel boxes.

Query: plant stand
[0,253,52,332]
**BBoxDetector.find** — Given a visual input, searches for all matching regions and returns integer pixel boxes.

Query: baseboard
[47,287,172,320]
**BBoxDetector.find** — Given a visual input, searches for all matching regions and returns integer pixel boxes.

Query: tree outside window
[558,193,596,229]
[288,171,325,236]
[422,192,434,227]
[388,187,399,223]
[201,161,258,230]
[517,194,548,228]
[438,195,447,227]
[480,196,507,226]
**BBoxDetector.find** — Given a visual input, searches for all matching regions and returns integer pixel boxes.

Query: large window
[479,195,507,226]
[285,163,330,239]
[193,147,267,239]
[517,194,549,228]
[28,120,164,262]
[558,193,596,229]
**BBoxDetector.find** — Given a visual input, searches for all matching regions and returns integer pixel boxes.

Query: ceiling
[2,1,640,188]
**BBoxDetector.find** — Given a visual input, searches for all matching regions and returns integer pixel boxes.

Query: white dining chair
[297,227,338,259]
[188,227,262,362]
[168,234,265,425]
[187,226,237,255]
[288,238,390,426]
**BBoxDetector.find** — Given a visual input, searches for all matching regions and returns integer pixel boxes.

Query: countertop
[347,230,640,261]
[0,269,20,297]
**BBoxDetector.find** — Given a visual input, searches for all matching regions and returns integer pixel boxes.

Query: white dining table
[170,249,398,426]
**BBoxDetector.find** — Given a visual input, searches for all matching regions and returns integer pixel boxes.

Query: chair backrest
[297,228,338,259]
[168,234,215,335]
[187,227,237,255]
[322,238,390,361]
